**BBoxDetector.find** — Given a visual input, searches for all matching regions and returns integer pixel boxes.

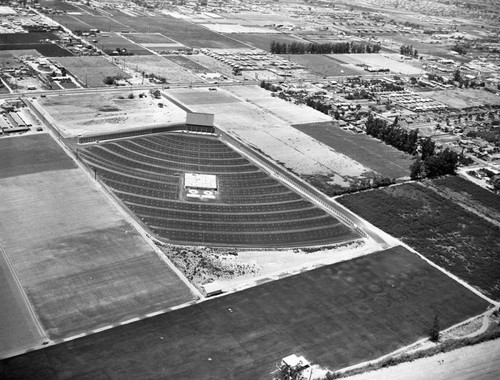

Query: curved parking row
[80,133,357,247]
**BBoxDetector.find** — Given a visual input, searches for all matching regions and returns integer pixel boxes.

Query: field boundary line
[0,242,48,343]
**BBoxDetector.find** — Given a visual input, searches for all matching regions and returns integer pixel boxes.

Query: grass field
[0,246,489,379]
[282,54,365,77]
[293,122,413,179]
[54,56,129,87]
[337,182,500,300]
[0,134,194,340]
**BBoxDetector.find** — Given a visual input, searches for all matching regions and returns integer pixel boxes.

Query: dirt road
[345,338,500,380]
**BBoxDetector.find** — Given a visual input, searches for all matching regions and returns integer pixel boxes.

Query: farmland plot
[338,182,500,300]
[0,134,195,341]
[0,246,489,379]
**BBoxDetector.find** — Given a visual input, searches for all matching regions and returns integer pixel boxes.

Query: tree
[410,158,425,180]
[274,363,306,380]
[103,76,114,85]
[428,314,440,343]
[491,175,500,193]
[420,137,435,160]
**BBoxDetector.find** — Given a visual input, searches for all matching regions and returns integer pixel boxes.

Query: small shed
[201,281,223,297]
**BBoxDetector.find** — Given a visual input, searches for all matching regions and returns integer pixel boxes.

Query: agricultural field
[0,44,72,57]
[122,55,200,84]
[426,89,500,110]
[0,134,195,343]
[36,90,186,138]
[166,87,377,193]
[424,176,500,224]
[49,14,108,32]
[0,236,45,359]
[125,32,186,51]
[164,55,211,74]
[202,24,277,34]
[49,12,247,49]
[229,32,310,52]
[293,122,413,179]
[186,53,242,79]
[330,54,425,75]
[90,32,153,55]
[281,54,365,77]
[0,32,72,57]
[51,56,129,88]
[0,246,489,379]
[38,0,83,13]
[0,32,60,45]
[337,182,500,300]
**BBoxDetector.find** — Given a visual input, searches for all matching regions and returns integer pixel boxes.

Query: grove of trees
[365,114,419,154]
[270,41,381,54]
[400,44,418,58]
[365,115,458,180]
[410,137,459,179]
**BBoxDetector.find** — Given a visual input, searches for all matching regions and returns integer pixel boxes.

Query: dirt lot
[162,239,377,293]
[166,86,376,190]
[0,134,195,340]
[37,90,186,138]
[426,89,500,109]
[331,53,425,75]
[226,85,333,125]
[344,338,500,380]
[53,56,129,87]
[122,55,200,83]
[0,246,489,379]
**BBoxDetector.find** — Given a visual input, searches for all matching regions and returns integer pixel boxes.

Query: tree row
[270,41,381,54]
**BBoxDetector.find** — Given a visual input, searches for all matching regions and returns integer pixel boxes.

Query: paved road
[344,338,500,380]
